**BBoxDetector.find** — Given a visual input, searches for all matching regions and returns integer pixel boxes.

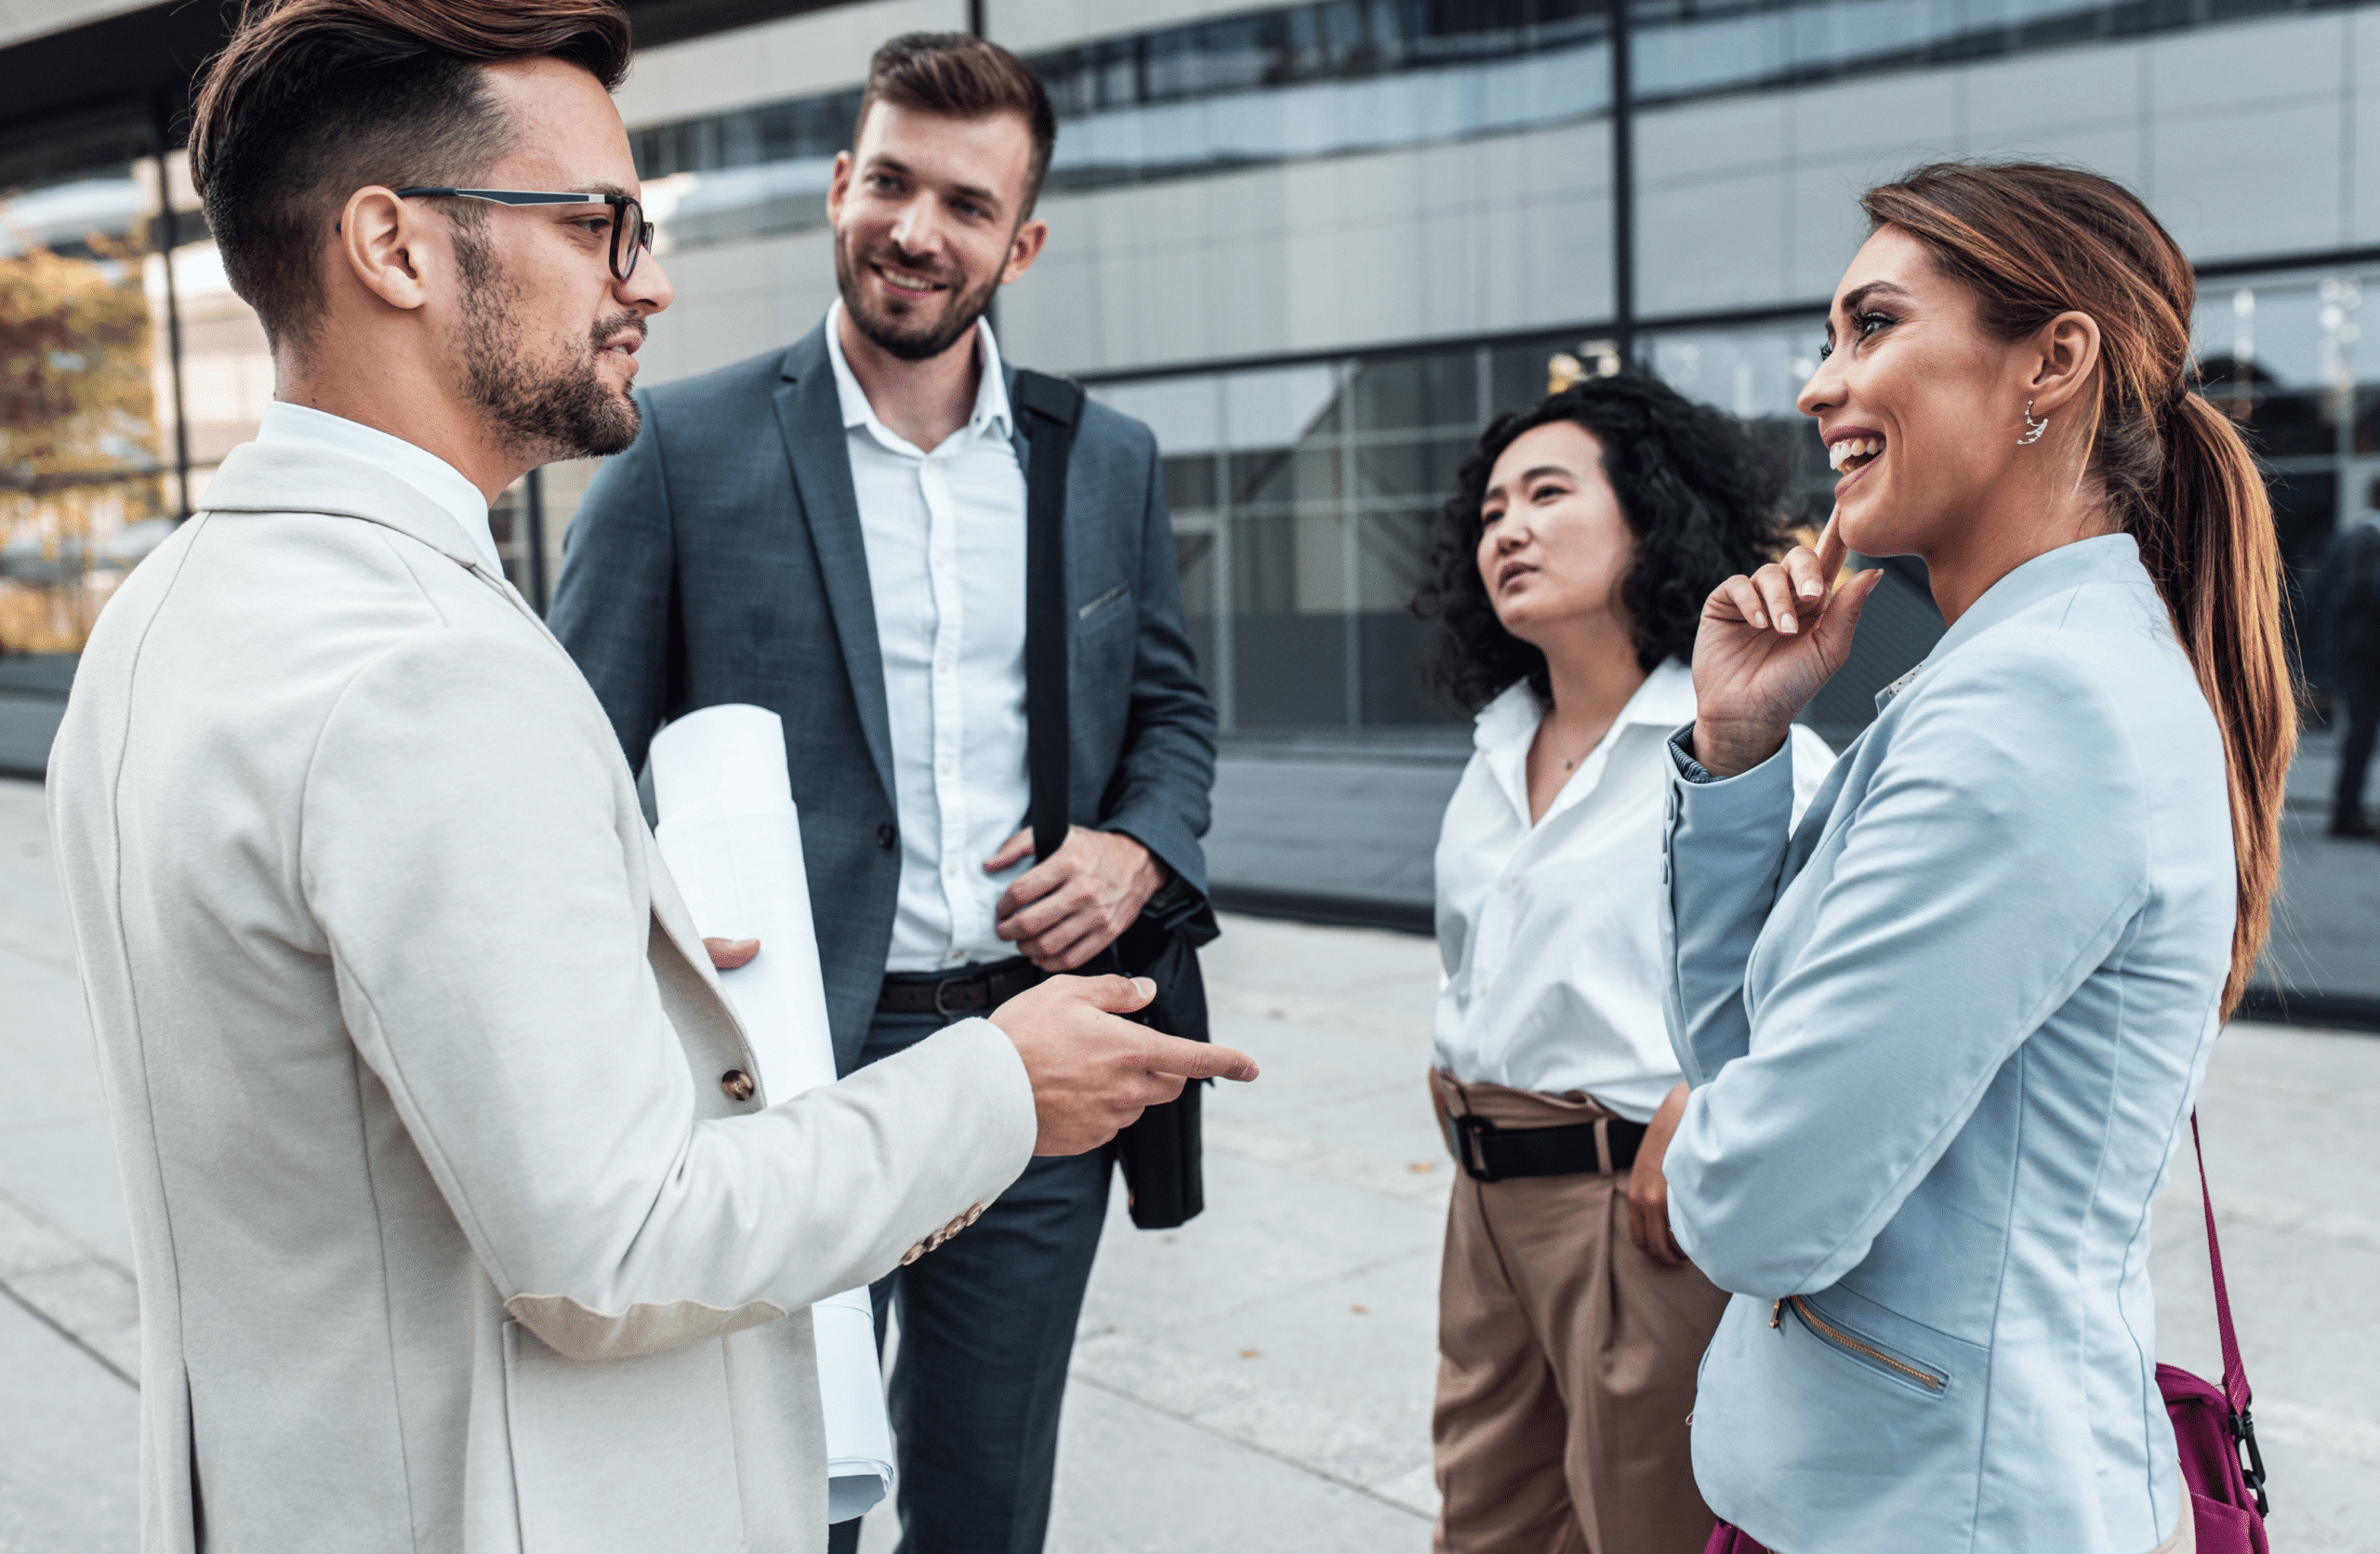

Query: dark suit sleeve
[1099,433,1219,903]
[549,392,679,777]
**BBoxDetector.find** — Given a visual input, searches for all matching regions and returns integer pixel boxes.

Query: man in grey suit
[551,33,1219,1554]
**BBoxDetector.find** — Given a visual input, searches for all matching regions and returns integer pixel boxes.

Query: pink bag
[2156,1112,2270,1554]
[1703,1112,2270,1554]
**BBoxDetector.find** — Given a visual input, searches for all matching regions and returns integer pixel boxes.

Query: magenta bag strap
[2189,1109,2269,1515]
[2188,1111,2249,1414]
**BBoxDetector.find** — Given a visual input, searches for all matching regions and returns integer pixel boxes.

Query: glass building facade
[4,0,2376,1010]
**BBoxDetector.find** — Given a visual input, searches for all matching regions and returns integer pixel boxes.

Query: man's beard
[456,232,643,461]
[834,231,999,363]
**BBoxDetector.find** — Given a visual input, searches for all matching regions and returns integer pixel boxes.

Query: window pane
[0,160,173,654]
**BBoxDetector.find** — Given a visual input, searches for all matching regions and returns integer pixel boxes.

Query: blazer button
[721,1069,755,1102]
[877,822,897,850]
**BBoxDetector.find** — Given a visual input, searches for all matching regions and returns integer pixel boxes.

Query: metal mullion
[1339,360,1360,731]
[1211,374,1236,734]
[147,103,190,521]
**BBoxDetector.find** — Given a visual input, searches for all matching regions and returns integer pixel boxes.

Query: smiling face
[1474,419,1638,650]
[443,58,671,461]
[827,101,1047,362]
[1795,225,2039,559]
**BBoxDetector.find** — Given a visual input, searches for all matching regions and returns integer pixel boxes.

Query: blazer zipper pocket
[1770,1296,1944,1392]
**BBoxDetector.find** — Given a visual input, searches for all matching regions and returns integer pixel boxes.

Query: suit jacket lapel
[773,325,897,810]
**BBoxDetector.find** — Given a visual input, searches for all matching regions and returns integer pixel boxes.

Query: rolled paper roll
[650,703,894,1523]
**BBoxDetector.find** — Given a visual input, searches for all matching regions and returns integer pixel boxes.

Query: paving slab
[5,775,2376,1552]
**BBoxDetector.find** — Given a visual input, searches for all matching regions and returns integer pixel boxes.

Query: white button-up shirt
[1432,659,1832,1120]
[824,303,1033,973]
[254,401,499,571]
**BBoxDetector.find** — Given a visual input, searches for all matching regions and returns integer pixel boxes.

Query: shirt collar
[1878,533,2149,712]
[1472,657,1697,756]
[254,401,498,572]
[823,299,1013,456]
[1927,532,2143,665]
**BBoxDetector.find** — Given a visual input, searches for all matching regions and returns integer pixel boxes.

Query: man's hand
[989,974,1257,1156]
[988,826,1167,972]
[1625,1082,1691,1268]
[705,937,760,970]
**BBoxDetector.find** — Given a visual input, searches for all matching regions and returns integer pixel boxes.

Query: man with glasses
[45,4,1251,1552]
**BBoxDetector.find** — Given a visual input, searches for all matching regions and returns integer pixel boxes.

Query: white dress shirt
[254,401,500,571]
[824,302,1034,973]
[1432,659,1832,1121]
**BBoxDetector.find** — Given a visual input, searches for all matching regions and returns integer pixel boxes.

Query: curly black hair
[1413,373,1790,711]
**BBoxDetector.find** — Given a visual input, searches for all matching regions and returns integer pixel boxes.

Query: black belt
[1448,1109,1647,1182]
[879,958,1044,1016]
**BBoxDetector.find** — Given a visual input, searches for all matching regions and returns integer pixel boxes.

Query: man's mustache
[859,243,961,292]
[591,312,648,352]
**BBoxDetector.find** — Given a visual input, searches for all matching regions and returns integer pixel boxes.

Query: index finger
[1812,504,1847,582]
[996,855,1065,919]
[1138,1033,1259,1083]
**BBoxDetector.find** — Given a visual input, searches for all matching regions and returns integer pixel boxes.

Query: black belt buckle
[1453,1112,1504,1183]
[931,975,973,1017]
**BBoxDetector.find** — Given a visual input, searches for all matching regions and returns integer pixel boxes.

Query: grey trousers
[826,1003,1112,1554]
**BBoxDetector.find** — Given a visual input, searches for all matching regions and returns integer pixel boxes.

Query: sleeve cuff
[1668,724,1721,784]
[1668,724,1800,790]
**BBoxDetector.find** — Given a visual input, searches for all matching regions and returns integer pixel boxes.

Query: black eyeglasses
[393,188,654,282]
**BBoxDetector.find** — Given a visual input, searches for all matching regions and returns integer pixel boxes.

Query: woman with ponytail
[1655,161,2292,1553]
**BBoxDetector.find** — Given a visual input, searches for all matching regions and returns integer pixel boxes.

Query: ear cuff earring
[2017,401,2049,445]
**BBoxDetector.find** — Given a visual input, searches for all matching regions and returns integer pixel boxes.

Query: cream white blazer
[46,440,1038,1554]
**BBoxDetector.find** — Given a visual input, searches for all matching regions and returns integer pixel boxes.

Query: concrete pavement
[4,774,2377,1551]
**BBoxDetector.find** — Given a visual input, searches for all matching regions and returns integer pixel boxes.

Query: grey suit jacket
[551,323,1218,1069]
[47,441,1036,1553]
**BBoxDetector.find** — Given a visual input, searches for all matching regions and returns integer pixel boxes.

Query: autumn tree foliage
[0,239,165,651]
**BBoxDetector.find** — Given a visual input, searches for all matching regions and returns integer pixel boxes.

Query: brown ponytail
[1860,162,2295,1017]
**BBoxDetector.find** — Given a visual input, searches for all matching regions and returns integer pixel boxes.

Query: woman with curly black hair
[1414,375,1833,1554]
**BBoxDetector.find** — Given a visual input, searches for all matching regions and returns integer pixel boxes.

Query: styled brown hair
[189,0,632,347]
[1862,162,2295,1016]
[855,33,1058,218]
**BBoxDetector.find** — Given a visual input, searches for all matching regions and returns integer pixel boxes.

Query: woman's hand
[1690,509,1884,777]
[1626,1082,1691,1268]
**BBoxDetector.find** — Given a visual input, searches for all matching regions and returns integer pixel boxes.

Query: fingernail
[1236,1063,1260,1082]
[1751,613,1767,628]
[1800,584,1822,599]
[1779,616,1797,634]
[1133,976,1156,996]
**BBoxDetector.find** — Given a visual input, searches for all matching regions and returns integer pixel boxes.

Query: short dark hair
[855,32,1058,218]
[189,0,632,348]
[1414,375,1790,711]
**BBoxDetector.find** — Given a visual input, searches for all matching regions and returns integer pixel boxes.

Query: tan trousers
[1430,1070,1728,1554]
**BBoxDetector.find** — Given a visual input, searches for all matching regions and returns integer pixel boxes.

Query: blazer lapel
[773,325,896,810]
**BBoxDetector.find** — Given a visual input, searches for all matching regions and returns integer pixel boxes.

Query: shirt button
[878,823,898,850]
[1499,878,1514,893]
[720,1069,755,1102]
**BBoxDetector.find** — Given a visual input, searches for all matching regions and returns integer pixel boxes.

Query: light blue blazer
[1660,535,2234,1553]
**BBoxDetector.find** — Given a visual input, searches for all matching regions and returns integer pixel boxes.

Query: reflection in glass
[1,168,168,654]
[622,0,2337,253]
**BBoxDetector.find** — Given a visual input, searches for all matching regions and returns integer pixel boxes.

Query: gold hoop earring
[2017,401,2049,445]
